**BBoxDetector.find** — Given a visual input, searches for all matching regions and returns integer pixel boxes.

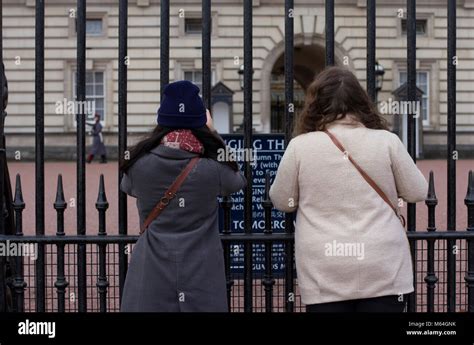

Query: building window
[401,19,427,35]
[183,70,216,93]
[74,18,104,36]
[399,71,429,126]
[73,71,106,122]
[86,19,103,36]
[179,13,218,38]
[184,17,202,34]
[184,70,202,90]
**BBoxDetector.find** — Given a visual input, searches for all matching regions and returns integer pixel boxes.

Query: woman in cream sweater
[270,66,428,312]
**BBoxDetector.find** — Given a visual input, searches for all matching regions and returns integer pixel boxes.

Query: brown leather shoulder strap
[140,156,200,234]
[323,129,398,215]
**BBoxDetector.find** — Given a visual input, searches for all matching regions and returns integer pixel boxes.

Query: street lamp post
[237,64,254,91]
[238,64,245,90]
[374,61,385,102]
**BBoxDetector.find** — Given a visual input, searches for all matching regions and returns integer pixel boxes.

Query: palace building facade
[3,0,474,158]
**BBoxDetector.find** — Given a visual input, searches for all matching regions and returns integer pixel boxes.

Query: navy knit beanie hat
[157,80,207,128]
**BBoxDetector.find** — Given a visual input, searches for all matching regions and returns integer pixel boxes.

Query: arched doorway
[260,35,353,133]
[270,44,326,133]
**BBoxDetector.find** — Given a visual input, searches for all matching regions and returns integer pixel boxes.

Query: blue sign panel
[219,134,288,275]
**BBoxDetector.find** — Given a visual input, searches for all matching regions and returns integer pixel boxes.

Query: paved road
[6,159,474,236]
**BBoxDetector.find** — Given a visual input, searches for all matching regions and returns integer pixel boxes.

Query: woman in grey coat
[120,81,246,312]
[86,113,107,163]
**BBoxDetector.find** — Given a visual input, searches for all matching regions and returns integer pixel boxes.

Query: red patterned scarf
[160,129,204,154]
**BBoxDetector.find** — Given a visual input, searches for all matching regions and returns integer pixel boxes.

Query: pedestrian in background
[86,113,107,163]
[270,66,428,312]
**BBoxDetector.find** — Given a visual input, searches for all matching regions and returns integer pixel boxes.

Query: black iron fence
[271,96,305,133]
[0,0,473,313]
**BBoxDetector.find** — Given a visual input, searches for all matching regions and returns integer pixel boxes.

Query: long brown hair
[294,66,388,136]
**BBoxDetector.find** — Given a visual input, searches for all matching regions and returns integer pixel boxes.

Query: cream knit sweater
[269,117,428,305]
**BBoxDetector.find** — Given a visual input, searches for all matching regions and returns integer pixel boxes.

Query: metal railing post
[446,0,458,313]
[424,171,438,312]
[325,0,335,66]
[465,171,474,312]
[202,0,211,109]
[243,0,254,313]
[118,0,128,301]
[366,0,376,102]
[284,0,295,312]
[76,0,87,312]
[406,0,417,312]
[35,0,46,313]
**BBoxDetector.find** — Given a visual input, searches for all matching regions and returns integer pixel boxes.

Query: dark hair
[120,125,238,173]
[294,66,389,136]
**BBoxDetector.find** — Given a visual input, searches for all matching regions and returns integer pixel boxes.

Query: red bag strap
[323,130,405,226]
[140,157,200,234]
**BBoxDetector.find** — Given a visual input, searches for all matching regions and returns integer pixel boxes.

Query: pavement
[5,159,474,236]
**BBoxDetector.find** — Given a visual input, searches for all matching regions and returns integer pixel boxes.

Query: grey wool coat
[89,122,106,156]
[120,144,246,312]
